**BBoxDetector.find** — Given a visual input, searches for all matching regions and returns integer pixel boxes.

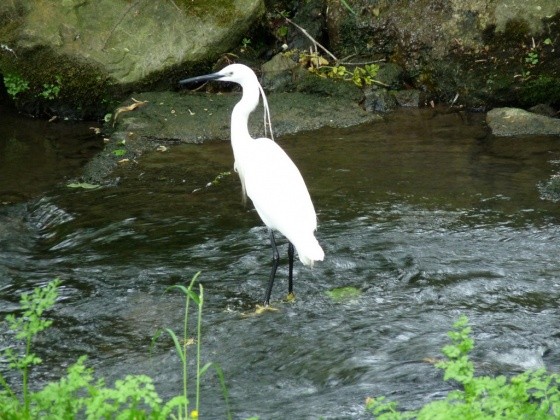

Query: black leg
[288,242,294,296]
[264,230,280,306]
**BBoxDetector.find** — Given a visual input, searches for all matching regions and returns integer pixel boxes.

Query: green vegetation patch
[0,274,231,419]
[2,281,559,419]
[367,316,560,418]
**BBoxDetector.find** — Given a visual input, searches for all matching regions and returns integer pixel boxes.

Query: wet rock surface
[486,107,560,137]
[81,90,381,184]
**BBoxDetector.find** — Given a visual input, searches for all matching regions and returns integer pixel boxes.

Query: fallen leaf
[112,149,126,157]
[325,286,362,302]
[113,98,148,126]
[67,182,100,189]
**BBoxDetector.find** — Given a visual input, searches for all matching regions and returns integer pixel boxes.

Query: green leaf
[166,284,201,305]
[165,328,186,364]
[112,149,127,157]
[325,286,362,302]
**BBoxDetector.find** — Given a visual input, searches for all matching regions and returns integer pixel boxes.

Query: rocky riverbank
[1,1,559,118]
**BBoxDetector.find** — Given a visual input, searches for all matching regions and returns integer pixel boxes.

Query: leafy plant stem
[0,372,15,400]
[183,281,191,417]
[196,283,203,415]
[23,332,31,415]
[340,0,357,15]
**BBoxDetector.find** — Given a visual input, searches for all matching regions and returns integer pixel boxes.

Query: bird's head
[180,63,274,140]
[179,63,256,86]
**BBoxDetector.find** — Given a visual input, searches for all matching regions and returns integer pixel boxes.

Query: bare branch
[285,18,338,62]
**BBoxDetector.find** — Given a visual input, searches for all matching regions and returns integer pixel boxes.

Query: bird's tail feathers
[295,237,324,268]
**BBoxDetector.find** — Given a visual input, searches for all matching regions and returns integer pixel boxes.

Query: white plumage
[180,63,324,304]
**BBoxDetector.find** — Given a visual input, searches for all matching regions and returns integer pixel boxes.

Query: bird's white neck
[230,79,260,149]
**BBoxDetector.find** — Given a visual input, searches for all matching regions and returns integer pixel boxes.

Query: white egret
[180,63,324,305]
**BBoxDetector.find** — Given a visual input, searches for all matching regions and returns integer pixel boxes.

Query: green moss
[414,9,560,108]
[503,18,531,42]
[519,76,560,107]
[337,16,371,55]
[177,0,239,26]
[1,46,118,119]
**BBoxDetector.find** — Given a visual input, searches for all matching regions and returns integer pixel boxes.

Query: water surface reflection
[2,109,560,418]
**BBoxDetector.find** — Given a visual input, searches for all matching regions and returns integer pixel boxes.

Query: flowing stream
[1,106,560,419]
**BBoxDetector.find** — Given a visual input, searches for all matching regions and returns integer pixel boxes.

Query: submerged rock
[486,107,560,136]
[112,89,378,141]
[80,89,381,183]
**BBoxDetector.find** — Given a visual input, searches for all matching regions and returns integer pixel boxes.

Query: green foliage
[32,355,96,418]
[304,55,381,88]
[3,73,30,99]
[39,75,62,100]
[436,315,474,384]
[276,24,288,40]
[82,374,164,418]
[154,272,232,420]
[0,279,61,416]
[352,64,381,87]
[0,274,232,419]
[211,171,231,186]
[519,76,560,106]
[340,0,357,15]
[367,316,560,419]
[3,73,62,101]
[525,51,539,66]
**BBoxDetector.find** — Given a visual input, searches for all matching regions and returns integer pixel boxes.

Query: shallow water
[0,104,102,204]
[1,108,560,418]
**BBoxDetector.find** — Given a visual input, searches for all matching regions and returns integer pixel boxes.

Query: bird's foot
[254,304,279,315]
[285,292,296,302]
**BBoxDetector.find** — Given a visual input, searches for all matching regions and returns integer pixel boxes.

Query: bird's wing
[240,138,318,236]
[233,161,248,205]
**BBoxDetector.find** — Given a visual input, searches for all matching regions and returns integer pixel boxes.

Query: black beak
[179,72,223,86]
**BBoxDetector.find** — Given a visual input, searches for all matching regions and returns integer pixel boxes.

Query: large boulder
[0,0,263,117]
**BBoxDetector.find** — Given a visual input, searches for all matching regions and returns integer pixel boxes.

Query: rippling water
[1,108,560,418]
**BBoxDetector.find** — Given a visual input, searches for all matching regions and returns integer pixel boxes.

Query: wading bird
[180,64,324,306]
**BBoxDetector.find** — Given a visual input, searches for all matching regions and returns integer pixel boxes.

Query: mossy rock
[0,0,264,118]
